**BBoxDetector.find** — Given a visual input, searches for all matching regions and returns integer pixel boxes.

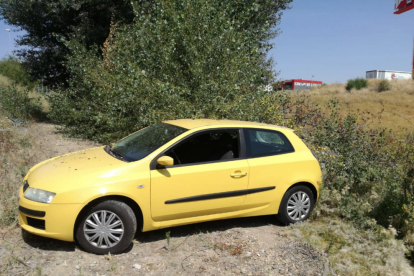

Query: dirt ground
[0,123,326,276]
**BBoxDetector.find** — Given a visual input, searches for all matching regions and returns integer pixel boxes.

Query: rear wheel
[276,185,315,225]
[76,200,137,254]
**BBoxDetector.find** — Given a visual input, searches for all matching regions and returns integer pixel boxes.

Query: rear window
[244,129,294,158]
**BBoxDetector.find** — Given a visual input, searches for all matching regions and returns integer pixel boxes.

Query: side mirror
[157,156,174,167]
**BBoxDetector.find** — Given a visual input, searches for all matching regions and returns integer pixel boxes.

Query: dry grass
[286,217,413,276]
[0,120,96,227]
[28,90,50,113]
[0,118,39,226]
[292,79,414,136]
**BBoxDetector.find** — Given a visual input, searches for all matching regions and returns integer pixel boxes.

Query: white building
[366,70,412,80]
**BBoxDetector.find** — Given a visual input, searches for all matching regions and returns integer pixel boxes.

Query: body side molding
[165,186,276,204]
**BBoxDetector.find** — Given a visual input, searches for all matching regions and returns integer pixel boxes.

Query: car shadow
[20,215,284,253]
[135,215,284,244]
[21,228,76,252]
[21,228,135,254]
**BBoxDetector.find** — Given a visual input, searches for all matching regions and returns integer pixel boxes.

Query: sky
[0,21,24,58]
[0,0,413,84]
[269,0,414,83]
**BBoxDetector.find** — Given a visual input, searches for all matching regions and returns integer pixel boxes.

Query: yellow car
[18,119,322,254]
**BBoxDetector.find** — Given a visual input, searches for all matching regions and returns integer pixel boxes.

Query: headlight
[24,188,56,204]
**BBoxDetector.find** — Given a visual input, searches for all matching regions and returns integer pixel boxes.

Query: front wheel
[76,200,137,254]
[276,185,315,225]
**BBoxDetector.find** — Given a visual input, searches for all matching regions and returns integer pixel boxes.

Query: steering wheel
[170,149,181,164]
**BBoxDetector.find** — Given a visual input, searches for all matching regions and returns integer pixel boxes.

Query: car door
[241,128,296,210]
[150,129,249,222]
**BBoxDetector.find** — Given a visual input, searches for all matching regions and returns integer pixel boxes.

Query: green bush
[378,79,391,92]
[0,56,35,88]
[346,78,368,91]
[0,84,43,120]
[50,0,292,142]
[288,97,414,255]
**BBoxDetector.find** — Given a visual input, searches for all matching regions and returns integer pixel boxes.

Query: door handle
[230,172,248,178]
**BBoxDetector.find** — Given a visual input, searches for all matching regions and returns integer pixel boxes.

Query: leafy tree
[0,0,135,87]
[49,0,292,142]
[0,56,34,87]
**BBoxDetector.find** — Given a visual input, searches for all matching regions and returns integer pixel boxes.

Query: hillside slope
[293,79,414,135]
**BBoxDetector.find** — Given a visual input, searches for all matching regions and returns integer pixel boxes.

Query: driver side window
[166,130,240,166]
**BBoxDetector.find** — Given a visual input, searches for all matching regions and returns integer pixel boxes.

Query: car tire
[276,185,315,225]
[76,200,137,255]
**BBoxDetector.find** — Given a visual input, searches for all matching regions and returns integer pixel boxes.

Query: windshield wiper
[105,144,124,160]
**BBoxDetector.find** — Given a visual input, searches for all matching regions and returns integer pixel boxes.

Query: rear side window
[244,129,294,158]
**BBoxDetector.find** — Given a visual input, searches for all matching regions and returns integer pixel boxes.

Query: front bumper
[18,195,85,242]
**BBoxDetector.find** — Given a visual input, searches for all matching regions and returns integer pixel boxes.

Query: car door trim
[165,186,275,204]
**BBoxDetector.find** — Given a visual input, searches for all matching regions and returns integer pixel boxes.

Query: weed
[319,230,348,254]
[215,242,243,256]
[105,252,116,272]
[109,260,116,272]
[19,137,31,148]
[345,78,368,91]
[378,79,391,92]
[165,231,171,250]
[104,252,112,261]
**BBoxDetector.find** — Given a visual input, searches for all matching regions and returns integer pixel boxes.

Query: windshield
[111,123,188,162]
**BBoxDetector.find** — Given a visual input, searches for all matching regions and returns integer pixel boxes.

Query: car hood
[26,146,130,192]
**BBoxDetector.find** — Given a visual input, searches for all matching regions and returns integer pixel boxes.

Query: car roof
[163,119,292,131]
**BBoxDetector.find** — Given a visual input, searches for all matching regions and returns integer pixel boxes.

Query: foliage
[49,0,292,142]
[346,78,368,91]
[0,0,135,87]
[0,56,34,88]
[0,84,43,120]
[0,0,292,87]
[378,79,391,92]
[287,97,414,261]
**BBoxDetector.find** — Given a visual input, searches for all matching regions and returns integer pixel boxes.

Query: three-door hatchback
[18,119,322,254]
